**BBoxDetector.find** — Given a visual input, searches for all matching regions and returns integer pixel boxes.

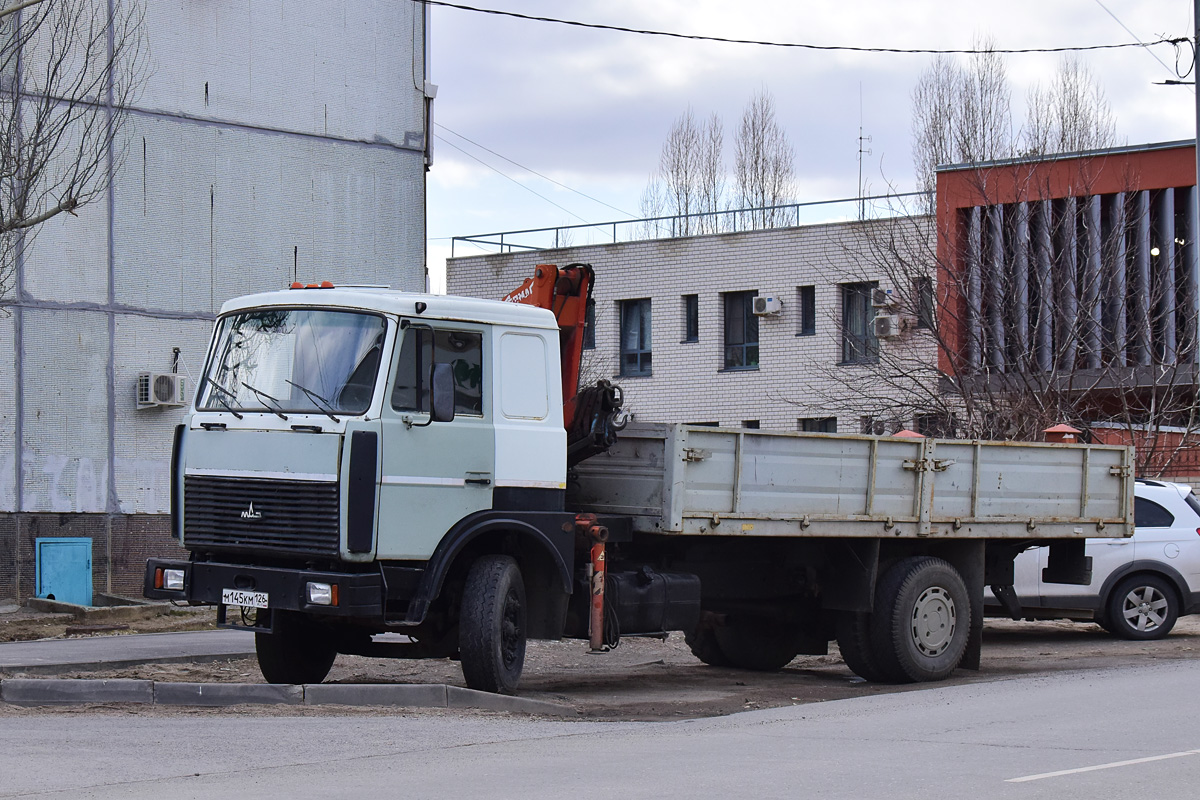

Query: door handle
[465,473,492,486]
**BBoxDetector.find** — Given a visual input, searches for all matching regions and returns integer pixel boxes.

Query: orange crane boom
[503,263,623,465]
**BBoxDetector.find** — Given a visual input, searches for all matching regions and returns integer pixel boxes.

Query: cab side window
[391,327,484,416]
[1134,496,1175,528]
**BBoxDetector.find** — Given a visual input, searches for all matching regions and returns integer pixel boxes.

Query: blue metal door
[35,537,93,606]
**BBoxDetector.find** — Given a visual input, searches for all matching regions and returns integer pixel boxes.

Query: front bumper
[144,558,385,619]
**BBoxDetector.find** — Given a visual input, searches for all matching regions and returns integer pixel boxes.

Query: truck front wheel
[255,611,337,685]
[459,555,527,694]
[869,556,969,683]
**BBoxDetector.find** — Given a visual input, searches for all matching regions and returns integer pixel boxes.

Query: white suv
[989,479,1200,639]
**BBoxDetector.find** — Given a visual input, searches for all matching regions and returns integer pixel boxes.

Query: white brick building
[448,215,935,433]
[1,1,431,601]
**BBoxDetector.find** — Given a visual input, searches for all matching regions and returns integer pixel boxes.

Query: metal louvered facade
[937,141,1200,381]
[183,475,340,557]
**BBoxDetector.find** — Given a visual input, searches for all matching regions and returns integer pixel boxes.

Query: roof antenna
[857,83,872,221]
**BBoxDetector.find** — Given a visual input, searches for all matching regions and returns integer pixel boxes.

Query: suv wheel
[1104,574,1179,640]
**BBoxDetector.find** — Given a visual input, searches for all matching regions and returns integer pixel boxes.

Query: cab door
[377,322,494,560]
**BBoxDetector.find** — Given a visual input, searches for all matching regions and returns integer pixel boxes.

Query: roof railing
[450,191,931,258]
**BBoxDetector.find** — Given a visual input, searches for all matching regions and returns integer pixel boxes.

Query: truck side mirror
[428,362,456,423]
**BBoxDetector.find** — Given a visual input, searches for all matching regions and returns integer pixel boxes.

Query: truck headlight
[163,569,185,591]
[306,582,338,606]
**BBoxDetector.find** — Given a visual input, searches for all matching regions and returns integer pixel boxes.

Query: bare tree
[953,37,1012,165]
[639,107,727,237]
[0,0,145,299]
[1023,55,1118,155]
[910,36,1012,206]
[910,55,958,208]
[697,111,725,233]
[734,88,794,229]
[641,90,795,237]
[798,170,1200,478]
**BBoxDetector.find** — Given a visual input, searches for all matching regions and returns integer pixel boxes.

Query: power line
[419,0,1188,55]
[1093,0,1193,89]
[433,134,596,226]
[435,124,638,218]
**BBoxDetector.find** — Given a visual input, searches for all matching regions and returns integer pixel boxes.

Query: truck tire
[713,618,800,671]
[459,555,527,694]
[1104,573,1178,640]
[255,611,337,685]
[869,557,969,683]
[835,611,888,682]
[684,625,732,667]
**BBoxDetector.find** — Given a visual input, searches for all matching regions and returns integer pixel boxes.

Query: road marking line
[1007,750,1200,783]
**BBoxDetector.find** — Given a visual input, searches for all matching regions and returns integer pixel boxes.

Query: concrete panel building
[1,1,432,602]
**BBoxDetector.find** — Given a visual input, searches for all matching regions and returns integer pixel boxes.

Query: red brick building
[935,141,1200,479]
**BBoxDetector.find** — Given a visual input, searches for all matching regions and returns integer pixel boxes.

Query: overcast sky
[425,1,1197,292]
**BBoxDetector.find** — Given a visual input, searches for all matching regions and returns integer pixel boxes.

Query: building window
[797,285,816,336]
[860,416,885,435]
[620,298,652,376]
[915,411,954,438]
[682,294,699,343]
[583,298,596,350]
[742,420,760,429]
[841,282,879,364]
[799,416,837,433]
[723,291,759,370]
[914,276,934,329]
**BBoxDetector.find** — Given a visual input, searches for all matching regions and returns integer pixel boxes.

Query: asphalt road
[2,659,1197,800]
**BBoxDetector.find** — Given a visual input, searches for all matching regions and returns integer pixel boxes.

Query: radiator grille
[184,475,340,556]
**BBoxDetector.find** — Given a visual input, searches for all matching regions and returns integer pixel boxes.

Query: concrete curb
[23,599,187,624]
[2,678,154,705]
[304,682,449,707]
[0,678,573,715]
[155,682,304,706]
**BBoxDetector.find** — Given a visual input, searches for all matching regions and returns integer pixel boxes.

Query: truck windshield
[198,308,387,415]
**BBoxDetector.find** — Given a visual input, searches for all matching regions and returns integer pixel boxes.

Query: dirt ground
[2,606,1198,720]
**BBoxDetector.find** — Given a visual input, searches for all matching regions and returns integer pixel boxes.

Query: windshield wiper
[284,379,341,422]
[240,381,289,420]
[203,380,243,419]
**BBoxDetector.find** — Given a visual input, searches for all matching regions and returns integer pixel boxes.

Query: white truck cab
[148,285,587,691]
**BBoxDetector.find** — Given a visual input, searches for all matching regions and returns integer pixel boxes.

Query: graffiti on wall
[0,452,170,514]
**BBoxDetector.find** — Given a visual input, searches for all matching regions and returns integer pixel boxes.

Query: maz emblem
[240,502,262,520]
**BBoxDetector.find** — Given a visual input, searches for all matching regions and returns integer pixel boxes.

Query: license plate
[222,588,269,609]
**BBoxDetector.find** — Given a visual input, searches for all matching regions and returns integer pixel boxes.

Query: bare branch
[0,0,147,299]
[0,0,48,22]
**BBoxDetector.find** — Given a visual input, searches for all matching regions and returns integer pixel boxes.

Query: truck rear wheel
[685,625,733,667]
[713,618,800,671]
[870,557,969,683]
[255,611,337,685]
[835,611,888,682]
[459,555,527,694]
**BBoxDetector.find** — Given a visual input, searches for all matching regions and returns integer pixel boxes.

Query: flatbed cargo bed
[569,424,1134,540]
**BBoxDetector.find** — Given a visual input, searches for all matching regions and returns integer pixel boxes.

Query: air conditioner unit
[871,288,896,309]
[752,295,783,316]
[137,373,187,409]
[873,314,902,339]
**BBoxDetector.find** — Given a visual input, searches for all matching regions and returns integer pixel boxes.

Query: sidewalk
[0,629,256,673]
